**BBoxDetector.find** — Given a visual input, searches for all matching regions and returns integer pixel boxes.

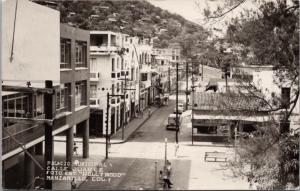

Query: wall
[2,0,60,87]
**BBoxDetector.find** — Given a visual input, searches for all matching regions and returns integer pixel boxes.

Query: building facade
[89,31,129,136]
[1,6,90,187]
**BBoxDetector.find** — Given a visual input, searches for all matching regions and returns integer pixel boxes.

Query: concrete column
[66,126,74,171]
[108,34,111,47]
[35,142,43,155]
[228,123,232,142]
[83,119,89,158]
[24,146,35,188]
[2,163,5,188]
[238,121,243,133]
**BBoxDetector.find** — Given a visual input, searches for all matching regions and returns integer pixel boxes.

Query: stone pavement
[54,106,159,144]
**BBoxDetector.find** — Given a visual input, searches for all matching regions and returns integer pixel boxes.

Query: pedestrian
[71,178,76,189]
[136,110,139,118]
[73,143,78,155]
[148,107,151,118]
[174,142,179,158]
[163,171,173,189]
[166,160,172,176]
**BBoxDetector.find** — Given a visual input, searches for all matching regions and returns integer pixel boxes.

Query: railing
[2,123,45,154]
[56,106,69,114]
[90,72,99,79]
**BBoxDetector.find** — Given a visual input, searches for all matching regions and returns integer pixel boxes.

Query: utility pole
[202,62,204,81]
[191,63,195,145]
[105,92,110,160]
[122,74,127,140]
[168,65,171,93]
[44,80,54,189]
[164,138,168,168]
[175,62,179,144]
[185,61,189,110]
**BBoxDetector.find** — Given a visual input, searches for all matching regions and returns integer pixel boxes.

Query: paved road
[78,101,191,190]
[77,98,249,190]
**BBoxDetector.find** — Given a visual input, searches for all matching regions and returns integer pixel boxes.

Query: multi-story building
[137,38,154,111]
[59,23,90,161]
[152,45,185,94]
[89,31,130,136]
[1,0,90,187]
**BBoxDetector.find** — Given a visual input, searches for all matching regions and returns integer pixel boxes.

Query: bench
[204,151,228,162]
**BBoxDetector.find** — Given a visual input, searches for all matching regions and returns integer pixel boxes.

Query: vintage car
[166,114,180,130]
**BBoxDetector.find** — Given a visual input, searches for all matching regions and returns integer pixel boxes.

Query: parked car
[174,103,184,114]
[166,114,180,130]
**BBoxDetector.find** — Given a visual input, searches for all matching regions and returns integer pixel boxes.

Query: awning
[193,114,270,122]
[179,110,270,129]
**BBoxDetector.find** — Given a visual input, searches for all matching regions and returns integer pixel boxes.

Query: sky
[147,0,260,36]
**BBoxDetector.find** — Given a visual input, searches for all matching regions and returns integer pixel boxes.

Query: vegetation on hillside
[35,0,207,48]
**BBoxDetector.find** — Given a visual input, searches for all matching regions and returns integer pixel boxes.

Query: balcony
[90,45,120,55]
[90,98,100,108]
[90,72,100,81]
[2,119,45,155]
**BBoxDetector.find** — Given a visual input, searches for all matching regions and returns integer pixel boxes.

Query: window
[112,58,115,71]
[131,68,134,81]
[141,73,147,81]
[56,84,70,112]
[121,82,124,93]
[90,85,97,98]
[90,58,97,71]
[60,38,71,68]
[117,57,119,69]
[90,99,97,105]
[121,58,124,70]
[75,41,87,68]
[117,83,120,92]
[3,93,31,118]
[112,84,115,95]
[75,81,87,108]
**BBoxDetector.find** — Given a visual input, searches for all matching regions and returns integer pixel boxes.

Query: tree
[202,0,299,189]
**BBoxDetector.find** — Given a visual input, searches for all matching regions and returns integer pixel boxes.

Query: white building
[89,31,144,136]
[89,31,129,136]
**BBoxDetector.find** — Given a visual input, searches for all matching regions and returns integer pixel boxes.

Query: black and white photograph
[1,0,299,190]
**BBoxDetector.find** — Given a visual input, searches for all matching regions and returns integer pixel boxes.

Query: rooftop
[193,92,269,113]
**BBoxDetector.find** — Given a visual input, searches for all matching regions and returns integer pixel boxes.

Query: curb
[107,107,160,144]
[54,107,160,145]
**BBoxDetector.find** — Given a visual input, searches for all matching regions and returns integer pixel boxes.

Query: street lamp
[164,138,168,168]
[175,62,179,143]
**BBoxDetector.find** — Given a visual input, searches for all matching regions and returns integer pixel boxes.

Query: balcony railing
[90,72,100,81]
[2,123,45,154]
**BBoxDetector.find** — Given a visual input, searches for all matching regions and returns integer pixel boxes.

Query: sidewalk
[54,106,159,144]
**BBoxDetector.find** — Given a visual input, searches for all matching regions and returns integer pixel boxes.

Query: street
[68,97,249,190]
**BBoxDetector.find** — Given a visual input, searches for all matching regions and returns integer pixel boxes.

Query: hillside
[34,0,206,48]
